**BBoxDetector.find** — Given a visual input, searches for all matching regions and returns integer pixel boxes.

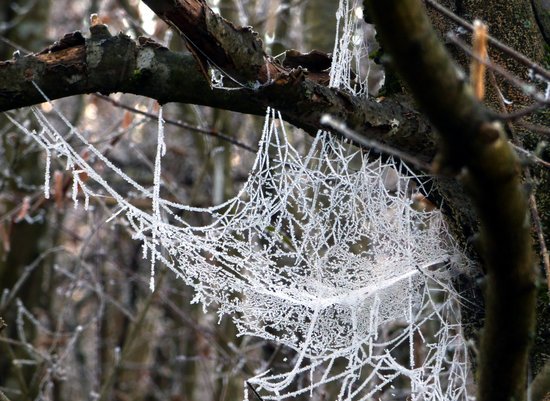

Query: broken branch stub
[141,0,283,86]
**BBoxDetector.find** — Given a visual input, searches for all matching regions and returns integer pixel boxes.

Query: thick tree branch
[0,25,434,163]
[141,0,280,85]
[364,1,536,401]
[0,30,265,115]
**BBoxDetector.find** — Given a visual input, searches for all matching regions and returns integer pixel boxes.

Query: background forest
[0,0,549,401]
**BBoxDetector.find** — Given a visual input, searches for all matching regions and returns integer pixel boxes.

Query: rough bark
[453,0,550,384]
[0,26,435,165]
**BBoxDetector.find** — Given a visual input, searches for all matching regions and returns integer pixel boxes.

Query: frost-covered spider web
[8,0,474,399]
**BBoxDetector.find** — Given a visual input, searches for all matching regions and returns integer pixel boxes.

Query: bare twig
[529,187,550,295]
[0,389,12,401]
[424,0,550,82]
[94,94,258,153]
[97,270,167,401]
[320,114,433,172]
[516,120,550,136]
[0,331,29,398]
[447,33,550,105]
[493,102,547,122]
[471,20,488,100]
[246,381,264,401]
[511,144,550,169]
[0,247,64,315]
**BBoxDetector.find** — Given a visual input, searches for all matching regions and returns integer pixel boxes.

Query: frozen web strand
[149,106,166,291]
[174,110,470,398]
[329,0,370,96]
[14,101,472,401]
[10,0,475,398]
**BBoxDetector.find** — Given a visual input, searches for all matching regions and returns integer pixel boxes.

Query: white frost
[11,0,474,399]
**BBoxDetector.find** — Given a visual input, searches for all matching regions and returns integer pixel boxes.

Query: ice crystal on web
[8,0,474,399]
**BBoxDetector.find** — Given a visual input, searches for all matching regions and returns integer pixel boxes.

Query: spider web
[8,0,474,399]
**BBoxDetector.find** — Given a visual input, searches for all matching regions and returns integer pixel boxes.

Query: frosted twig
[320,114,432,171]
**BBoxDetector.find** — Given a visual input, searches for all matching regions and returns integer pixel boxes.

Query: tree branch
[141,0,279,85]
[0,24,434,163]
[0,0,486,268]
[364,1,536,401]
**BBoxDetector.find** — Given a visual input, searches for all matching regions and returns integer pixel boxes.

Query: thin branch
[140,0,282,86]
[97,270,167,401]
[0,36,31,55]
[447,33,550,104]
[424,0,550,82]
[94,94,258,153]
[0,247,65,316]
[529,187,550,295]
[0,331,29,398]
[516,120,550,136]
[492,102,548,122]
[320,114,433,172]
[511,144,550,169]
[0,389,12,401]
[246,381,264,401]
